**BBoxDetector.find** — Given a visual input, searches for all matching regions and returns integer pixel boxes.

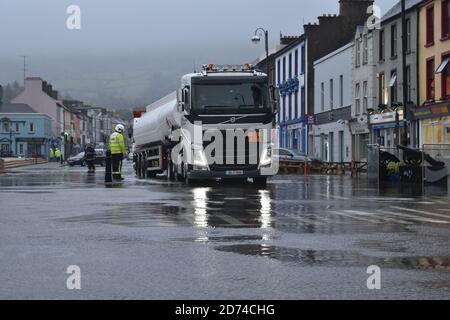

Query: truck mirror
[177,89,184,112]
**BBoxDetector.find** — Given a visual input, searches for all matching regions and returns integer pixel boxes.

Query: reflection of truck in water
[133,64,278,184]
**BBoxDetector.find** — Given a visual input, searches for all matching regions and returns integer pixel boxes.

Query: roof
[0,103,36,114]
[381,0,423,22]
[273,34,306,58]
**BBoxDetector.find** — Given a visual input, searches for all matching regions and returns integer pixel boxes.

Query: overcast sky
[0,0,398,107]
[1,0,397,54]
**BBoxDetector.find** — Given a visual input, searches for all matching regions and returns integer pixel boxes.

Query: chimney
[42,81,47,92]
[52,90,58,100]
[339,0,374,18]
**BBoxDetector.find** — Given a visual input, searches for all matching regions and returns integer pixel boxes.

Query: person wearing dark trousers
[109,124,126,180]
[85,144,96,173]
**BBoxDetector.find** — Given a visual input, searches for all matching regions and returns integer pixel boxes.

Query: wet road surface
[0,162,449,299]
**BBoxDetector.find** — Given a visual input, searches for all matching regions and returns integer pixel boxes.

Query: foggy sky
[0,0,398,107]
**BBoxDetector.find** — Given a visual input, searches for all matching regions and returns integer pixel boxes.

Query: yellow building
[415,0,450,146]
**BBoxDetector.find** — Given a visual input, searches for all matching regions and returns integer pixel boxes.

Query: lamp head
[251,35,261,44]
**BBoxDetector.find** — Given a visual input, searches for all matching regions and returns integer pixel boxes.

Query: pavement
[0,161,449,299]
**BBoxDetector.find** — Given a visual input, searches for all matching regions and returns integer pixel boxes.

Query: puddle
[215,244,450,271]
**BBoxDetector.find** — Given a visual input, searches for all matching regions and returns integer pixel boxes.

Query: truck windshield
[192,82,269,115]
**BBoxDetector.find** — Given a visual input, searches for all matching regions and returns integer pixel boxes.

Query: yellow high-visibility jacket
[49,149,54,158]
[55,149,61,158]
[109,132,126,155]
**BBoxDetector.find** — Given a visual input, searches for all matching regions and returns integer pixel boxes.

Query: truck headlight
[259,145,272,167]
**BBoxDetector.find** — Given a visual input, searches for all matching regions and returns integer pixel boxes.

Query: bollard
[105,150,112,184]
[304,160,308,176]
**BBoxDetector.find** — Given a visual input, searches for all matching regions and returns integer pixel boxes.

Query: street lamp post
[251,27,270,77]
[401,0,409,146]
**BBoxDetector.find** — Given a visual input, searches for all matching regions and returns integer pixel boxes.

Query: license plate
[225,170,244,176]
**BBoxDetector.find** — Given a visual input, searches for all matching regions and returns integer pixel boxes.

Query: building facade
[0,103,52,158]
[274,36,307,153]
[304,0,374,155]
[313,42,353,162]
[415,0,450,147]
[371,0,422,149]
[351,25,376,162]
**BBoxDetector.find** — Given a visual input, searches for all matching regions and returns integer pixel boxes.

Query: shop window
[330,78,334,109]
[406,18,412,52]
[355,82,361,115]
[300,45,305,75]
[2,121,9,133]
[277,60,281,83]
[389,70,397,105]
[426,58,435,100]
[391,24,398,57]
[355,39,361,67]
[321,82,325,111]
[379,29,385,61]
[426,5,435,46]
[363,34,368,64]
[288,53,292,79]
[363,81,368,114]
[437,54,450,98]
[442,0,450,39]
[406,65,412,101]
[378,73,386,105]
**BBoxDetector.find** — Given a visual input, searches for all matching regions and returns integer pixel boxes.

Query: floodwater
[0,162,449,299]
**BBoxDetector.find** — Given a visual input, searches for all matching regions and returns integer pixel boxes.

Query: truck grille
[203,130,260,171]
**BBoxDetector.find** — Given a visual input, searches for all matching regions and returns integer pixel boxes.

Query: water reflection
[190,185,275,242]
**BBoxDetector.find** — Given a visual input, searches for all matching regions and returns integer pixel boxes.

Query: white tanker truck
[133,64,278,184]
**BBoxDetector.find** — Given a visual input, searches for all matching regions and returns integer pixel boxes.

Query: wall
[11,78,60,137]
[314,42,353,114]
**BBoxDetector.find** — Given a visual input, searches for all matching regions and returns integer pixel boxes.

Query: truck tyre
[168,159,176,182]
[253,177,267,186]
[182,163,191,185]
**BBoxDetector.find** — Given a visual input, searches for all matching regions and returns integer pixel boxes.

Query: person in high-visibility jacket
[49,148,54,162]
[54,147,61,162]
[109,124,127,180]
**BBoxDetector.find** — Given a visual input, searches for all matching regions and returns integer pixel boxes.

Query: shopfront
[350,121,369,162]
[369,110,405,149]
[410,103,450,146]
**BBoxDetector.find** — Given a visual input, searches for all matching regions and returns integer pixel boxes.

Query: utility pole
[401,0,408,146]
[21,55,27,85]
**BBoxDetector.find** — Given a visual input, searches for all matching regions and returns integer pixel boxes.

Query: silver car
[274,148,310,161]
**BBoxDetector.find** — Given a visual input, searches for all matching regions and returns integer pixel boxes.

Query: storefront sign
[410,102,450,120]
[370,110,404,124]
[287,123,303,130]
[304,115,316,125]
[350,122,369,135]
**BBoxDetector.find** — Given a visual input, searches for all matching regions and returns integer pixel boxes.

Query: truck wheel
[253,177,267,186]
[182,163,191,185]
[168,160,176,182]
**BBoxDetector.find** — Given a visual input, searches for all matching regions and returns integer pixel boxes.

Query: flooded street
[0,162,449,299]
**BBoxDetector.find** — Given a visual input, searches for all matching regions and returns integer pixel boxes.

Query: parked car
[67,149,106,167]
[274,148,310,162]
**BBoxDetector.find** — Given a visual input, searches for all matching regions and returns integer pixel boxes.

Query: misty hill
[0,46,260,110]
